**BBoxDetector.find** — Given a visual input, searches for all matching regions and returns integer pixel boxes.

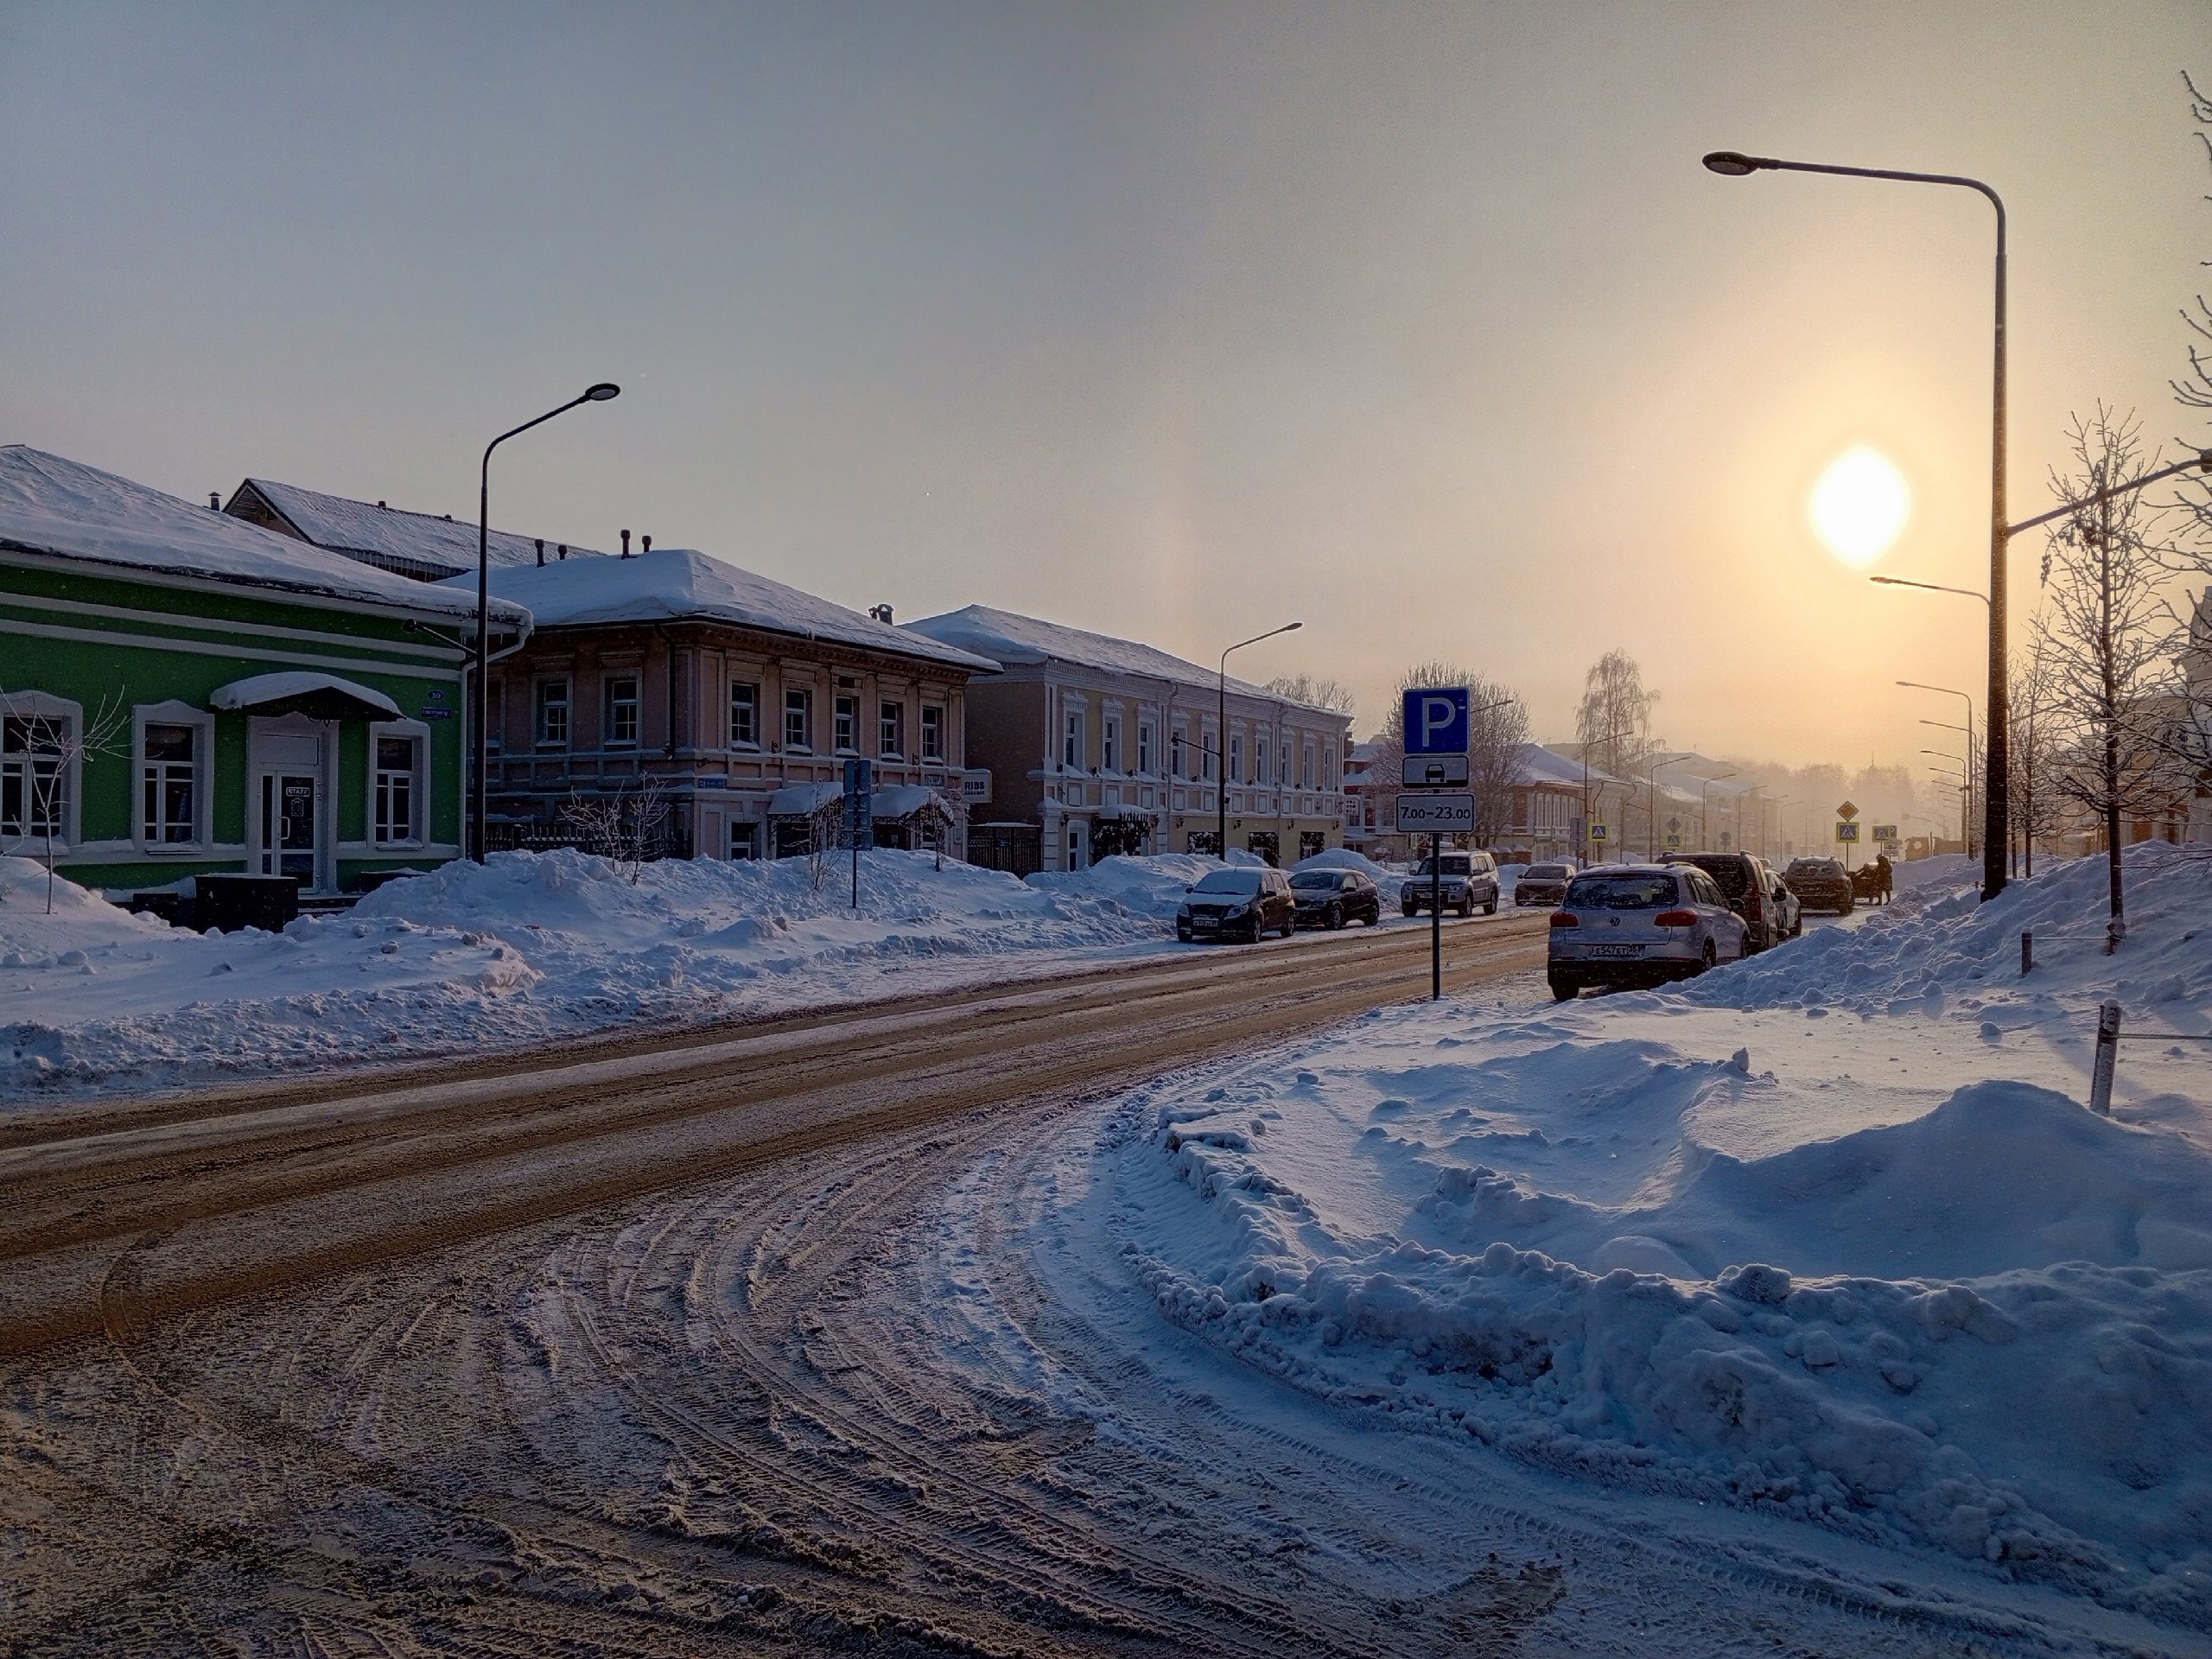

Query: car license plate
[1586,944,1642,958]
[1192,918,1219,931]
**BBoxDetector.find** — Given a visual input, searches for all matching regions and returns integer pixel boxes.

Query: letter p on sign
[1403,686,1471,755]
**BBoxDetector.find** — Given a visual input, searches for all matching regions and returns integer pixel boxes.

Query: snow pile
[1,849,1177,1097]
[1025,854,1217,921]
[1104,847,2212,1624]
[1291,847,1390,880]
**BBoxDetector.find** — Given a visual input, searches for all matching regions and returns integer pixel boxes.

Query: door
[1066,817,1090,871]
[261,773,320,881]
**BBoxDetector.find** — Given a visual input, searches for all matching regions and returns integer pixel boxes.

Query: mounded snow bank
[1025,854,1218,921]
[2,849,1176,1097]
[1105,846,2212,1625]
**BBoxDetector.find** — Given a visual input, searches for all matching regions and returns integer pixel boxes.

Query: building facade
[906,606,1351,874]
[465,550,995,860]
[0,447,522,895]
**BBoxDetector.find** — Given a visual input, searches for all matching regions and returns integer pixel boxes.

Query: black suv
[1177,868,1298,943]
[1662,851,1791,951]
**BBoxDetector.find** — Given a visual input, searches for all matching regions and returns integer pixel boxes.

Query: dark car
[1783,856,1854,916]
[1402,850,1500,918]
[1513,861,1578,908]
[1662,850,1788,950]
[1177,867,1297,943]
[1288,868,1382,929]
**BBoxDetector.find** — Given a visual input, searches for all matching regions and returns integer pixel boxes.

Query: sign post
[1395,786,1474,1002]
[1834,800,1859,868]
[1402,687,1471,1004]
[845,758,873,908]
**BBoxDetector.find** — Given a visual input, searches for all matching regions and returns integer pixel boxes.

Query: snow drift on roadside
[1103,847,2212,1625]
[0,849,1175,1097]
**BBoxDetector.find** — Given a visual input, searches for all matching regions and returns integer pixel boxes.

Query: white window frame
[834,694,860,757]
[919,703,945,761]
[878,698,903,760]
[1102,714,1121,773]
[1137,720,1154,776]
[604,674,642,749]
[1,690,83,854]
[535,677,570,749]
[729,680,760,749]
[132,700,214,852]
[785,687,813,753]
[1063,706,1085,770]
[365,718,431,849]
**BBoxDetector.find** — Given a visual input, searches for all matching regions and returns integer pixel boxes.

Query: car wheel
[1484,893,1497,916]
[1177,928,1192,943]
[1548,973,1578,1001]
[1325,904,1343,930]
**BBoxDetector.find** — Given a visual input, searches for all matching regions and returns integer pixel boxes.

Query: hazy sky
[3,3,2203,762]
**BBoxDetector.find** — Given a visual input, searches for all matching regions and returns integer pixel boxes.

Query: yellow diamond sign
[1836,800,1859,821]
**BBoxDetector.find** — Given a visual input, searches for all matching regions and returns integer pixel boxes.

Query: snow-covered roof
[1538,743,1634,790]
[209,671,401,717]
[452,548,998,672]
[0,446,523,624]
[235,476,607,580]
[906,604,1342,715]
[1512,743,1593,789]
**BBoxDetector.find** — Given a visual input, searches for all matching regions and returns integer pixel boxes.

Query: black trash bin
[194,873,300,933]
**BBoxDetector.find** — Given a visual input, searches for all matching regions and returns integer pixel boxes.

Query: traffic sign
[1395,792,1476,834]
[1666,816,1681,833]
[1589,823,1611,843]
[1836,800,1859,821]
[1836,820,1859,842]
[1402,687,1470,755]
[1872,823,1897,842]
[1665,833,1682,849]
[1402,753,1469,788]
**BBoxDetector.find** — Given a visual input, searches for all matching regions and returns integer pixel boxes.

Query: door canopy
[209,671,401,719]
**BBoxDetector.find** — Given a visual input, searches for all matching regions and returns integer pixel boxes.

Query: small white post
[2088,1001,2120,1116]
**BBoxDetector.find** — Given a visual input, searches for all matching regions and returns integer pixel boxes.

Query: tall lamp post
[1704,148,2009,903]
[1217,621,1301,861]
[1647,753,1692,859]
[472,383,621,861]
[1700,770,1738,849]
[1767,795,1794,858]
[1923,750,1968,849]
[1579,728,1635,863]
[1899,678,1975,854]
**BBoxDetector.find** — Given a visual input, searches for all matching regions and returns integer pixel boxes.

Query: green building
[0,446,528,897]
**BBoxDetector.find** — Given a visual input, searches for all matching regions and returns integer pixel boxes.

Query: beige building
[906,606,1351,874]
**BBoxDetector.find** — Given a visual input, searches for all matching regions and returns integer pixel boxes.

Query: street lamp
[1217,621,1300,861]
[473,383,621,861]
[1768,795,1794,858]
[1704,148,2009,903]
[1869,575,1989,607]
[1579,728,1635,863]
[1899,679,1975,855]
[1700,770,1738,849]
[1647,752,1692,859]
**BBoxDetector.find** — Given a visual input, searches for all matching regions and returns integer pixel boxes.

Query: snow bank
[1103,844,2212,1624]
[1025,854,1217,921]
[1,849,1176,1097]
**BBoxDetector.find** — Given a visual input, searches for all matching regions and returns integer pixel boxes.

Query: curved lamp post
[1700,769,1738,849]
[1647,752,1692,859]
[473,383,620,861]
[1217,621,1300,861]
[1705,149,2008,903]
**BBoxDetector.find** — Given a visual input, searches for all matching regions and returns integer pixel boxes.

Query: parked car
[1783,856,1854,916]
[1546,862,1750,999]
[1513,861,1578,908]
[1177,867,1297,943]
[1766,870,1803,940]
[1402,849,1500,918]
[1288,868,1382,929]
[1662,850,1788,951]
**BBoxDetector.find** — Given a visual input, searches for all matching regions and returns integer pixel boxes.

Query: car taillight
[1745,890,1764,918]
[1654,909,1697,927]
[1549,911,1578,927]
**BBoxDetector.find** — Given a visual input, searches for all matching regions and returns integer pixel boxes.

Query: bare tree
[1573,652,1656,850]
[1264,673,1357,717]
[2006,630,2065,877]
[2163,70,2212,842]
[557,775,671,885]
[802,794,846,893]
[1370,660,1529,848]
[0,688,129,914]
[2038,409,2192,934]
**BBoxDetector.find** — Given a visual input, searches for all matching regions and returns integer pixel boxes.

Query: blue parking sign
[1402,686,1470,755]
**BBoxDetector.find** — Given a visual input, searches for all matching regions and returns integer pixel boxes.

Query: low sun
[1808,446,1910,567]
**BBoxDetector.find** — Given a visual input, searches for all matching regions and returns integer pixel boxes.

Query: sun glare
[1808,447,1910,567]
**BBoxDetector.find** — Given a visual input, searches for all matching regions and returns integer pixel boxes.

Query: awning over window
[766,781,843,817]
[208,671,401,718]
[870,785,950,821]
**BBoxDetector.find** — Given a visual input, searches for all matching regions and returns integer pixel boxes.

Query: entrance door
[261,773,320,881]
[1066,817,1090,871]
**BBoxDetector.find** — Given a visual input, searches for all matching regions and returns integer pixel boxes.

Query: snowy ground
[0,848,1500,1100]
[1065,843,2212,1639]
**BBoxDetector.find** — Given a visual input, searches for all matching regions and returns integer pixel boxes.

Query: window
[1201,728,1217,782]
[1229,734,1243,785]
[2,707,72,844]
[729,682,760,748]
[879,699,903,758]
[1171,728,1185,779]
[834,695,859,755]
[535,678,570,747]
[1256,733,1271,785]
[486,680,504,754]
[373,734,422,844]
[728,821,760,860]
[920,704,944,760]
[1324,741,1337,785]
[1302,739,1316,789]
[605,677,641,747]
[1102,715,1120,772]
[1138,721,1154,775]
[1063,706,1084,769]
[140,722,198,845]
[785,688,812,751]
[1280,740,1291,786]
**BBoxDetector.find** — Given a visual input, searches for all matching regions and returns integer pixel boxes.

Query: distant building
[905,606,1351,874]
[456,550,996,861]
[1,447,523,894]
[224,476,608,581]
[1493,745,1587,862]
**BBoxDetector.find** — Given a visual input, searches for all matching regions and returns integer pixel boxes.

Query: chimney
[557,543,568,561]
[620,529,631,559]
[869,603,895,625]
[535,537,545,568]
[378,499,388,509]
[641,534,652,556]
[208,492,220,510]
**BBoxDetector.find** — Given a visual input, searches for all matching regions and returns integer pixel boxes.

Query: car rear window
[1677,855,1750,898]
[1416,855,1473,876]
[1787,859,1840,876]
[1563,873,1678,910]
[1524,864,1567,880]
[1289,871,1346,889]
[1192,870,1263,894]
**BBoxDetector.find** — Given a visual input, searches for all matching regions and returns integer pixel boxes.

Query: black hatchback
[1287,868,1382,929]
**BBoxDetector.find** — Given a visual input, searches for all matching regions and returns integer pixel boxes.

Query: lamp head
[584,382,621,403]
[1701,150,1765,177]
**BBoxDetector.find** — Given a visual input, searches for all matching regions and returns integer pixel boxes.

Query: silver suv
[1402,849,1500,918]
[1546,862,1749,998]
